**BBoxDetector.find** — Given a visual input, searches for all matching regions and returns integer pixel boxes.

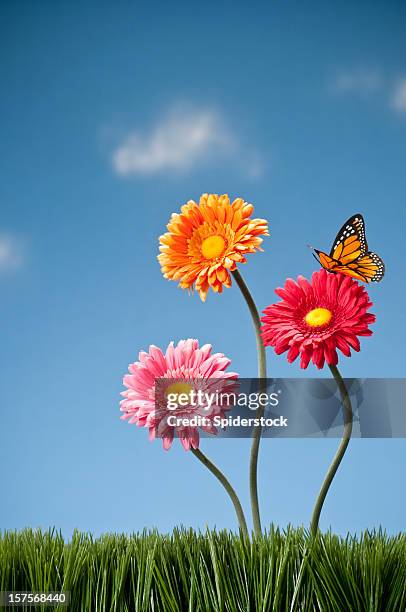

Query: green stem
[191,448,249,538]
[310,364,353,537]
[232,269,267,537]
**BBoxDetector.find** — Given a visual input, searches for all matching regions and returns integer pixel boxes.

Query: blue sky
[1,1,405,537]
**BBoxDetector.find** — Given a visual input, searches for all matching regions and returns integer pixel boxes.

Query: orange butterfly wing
[314,214,385,283]
[330,214,367,262]
[315,251,339,272]
[336,252,385,283]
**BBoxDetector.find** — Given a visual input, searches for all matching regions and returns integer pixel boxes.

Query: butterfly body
[312,214,385,283]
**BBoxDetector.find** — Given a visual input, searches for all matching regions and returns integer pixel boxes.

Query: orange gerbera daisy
[158,194,269,301]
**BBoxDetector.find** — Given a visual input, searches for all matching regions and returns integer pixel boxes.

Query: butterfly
[311,214,385,283]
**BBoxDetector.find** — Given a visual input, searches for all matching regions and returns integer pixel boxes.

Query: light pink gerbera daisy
[120,339,238,450]
[261,269,375,369]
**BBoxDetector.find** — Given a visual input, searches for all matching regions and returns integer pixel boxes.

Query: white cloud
[332,69,383,94]
[391,78,406,112]
[112,107,233,176]
[331,68,406,117]
[110,104,265,178]
[0,234,23,272]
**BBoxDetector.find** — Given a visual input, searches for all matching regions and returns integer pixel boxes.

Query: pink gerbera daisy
[120,339,238,450]
[261,269,376,369]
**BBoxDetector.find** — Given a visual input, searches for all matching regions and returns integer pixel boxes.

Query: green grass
[0,528,405,611]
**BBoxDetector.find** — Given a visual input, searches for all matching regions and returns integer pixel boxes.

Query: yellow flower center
[165,382,193,401]
[201,235,226,259]
[304,307,332,327]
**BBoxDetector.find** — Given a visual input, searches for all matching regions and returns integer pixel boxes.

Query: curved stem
[310,365,353,537]
[191,447,249,538]
[232,269,267,537]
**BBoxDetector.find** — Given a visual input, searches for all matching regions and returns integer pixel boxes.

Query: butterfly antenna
[307,245,321,263]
